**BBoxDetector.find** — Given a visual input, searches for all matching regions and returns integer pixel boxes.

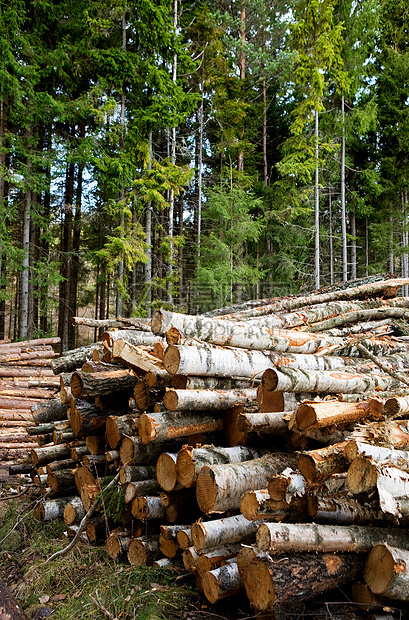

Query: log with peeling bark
[267,469,307,502]
[159,524,188,558]
[262,367,399,394]
[197,545,242,575]
[256,522,409,554]
[111,338,165,373]
[196,452,297,514]
[308,496,385,524]
[138,411,224,445]
[298,441,349,483]
[365,544,409,601]
[176,528,191,550]
[163,387,258,412]
[289,399,383,432]
[236,411,290,435]
[176,444,262,489]
[31,443,71,466]
[117,316,152,331]
[346,440,409,472]
[242,552,364,611]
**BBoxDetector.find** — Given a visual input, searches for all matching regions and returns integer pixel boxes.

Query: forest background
[1,0,408,351]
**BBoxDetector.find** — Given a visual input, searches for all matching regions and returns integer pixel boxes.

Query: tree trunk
[298,441,349,483]
[196,452,297,514]
[176,445,262,489]
[308,496,385,524]
[34,496,77,522]
[163,387,257,412]
[236,411,289,435]
[242,552,363,611]
[191,514,260,553]
[256,522,409,554]
[262,367,398,394]
[51,343,103,374]
[201,561,243,603]
[138,411,224,444]
[127,535,160,566]
[70,369,137,399]
[290,399,382,431]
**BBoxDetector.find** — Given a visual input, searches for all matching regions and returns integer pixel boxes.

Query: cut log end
[347,457,378,495]
[196,466,217,514]
[163,390,178,411]
[244,559,275,611]
[156,453,178,491]
[294,403,317,430]
[364,545,395,594]
[138,414,156,444]
[176,446,196,488]
[191,522,206,551]
[163,346,181,375]
[297,454,317,484]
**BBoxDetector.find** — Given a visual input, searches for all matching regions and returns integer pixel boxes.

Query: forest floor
[0,479,393,620]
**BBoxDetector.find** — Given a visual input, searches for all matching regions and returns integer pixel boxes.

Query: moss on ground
[0,495,197,620]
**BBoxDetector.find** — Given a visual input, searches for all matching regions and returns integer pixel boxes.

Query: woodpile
[0,337,61,461]
[12,275,409,616]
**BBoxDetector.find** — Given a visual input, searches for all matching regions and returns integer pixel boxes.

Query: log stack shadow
[10,276,409,616]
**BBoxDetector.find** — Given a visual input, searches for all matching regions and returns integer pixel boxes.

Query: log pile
[13,275,409,616]
[0,337,61,461]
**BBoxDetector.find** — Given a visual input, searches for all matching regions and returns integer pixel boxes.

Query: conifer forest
[1,0,409,350]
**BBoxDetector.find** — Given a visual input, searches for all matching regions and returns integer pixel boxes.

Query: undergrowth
[0,496,198,620]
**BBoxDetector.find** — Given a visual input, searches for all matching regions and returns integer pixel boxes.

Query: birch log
[256,522,409,554]
[138,411,224,444]
[196,452,297,514]
[112,338,165,373]
[267,469,307,502]
[163,387,257,411]
[191,514,262,552]
[290,400,382,431]
[70,369,137,399]
[201,562,243,603]
[236,411,289,435]
[127,535,160,566]
[262,367,398,394]
[365,544,409,600]
[298,441,349,483]
[384,396,409,417]
[176,445,262,488]
[308,496,385,524]
[156,452,181,492]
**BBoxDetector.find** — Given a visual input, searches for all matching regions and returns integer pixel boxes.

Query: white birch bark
[266,367,398,394]
[163,387,257,411]
[196,452,297,514]
[257,522,409,554]
[191,514,262,552]
[202,562,242,603]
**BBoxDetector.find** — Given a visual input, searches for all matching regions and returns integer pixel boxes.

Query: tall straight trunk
[68,160,83,350]
[237,1,246,172]
[178,193,184,306]
[314,110,320,289]
[350,210,357,279]
[20,159,32,339]
[167,0,178,304]
[365,217,369,277]
[389,214,394,273]
[39,141,51,335]
[0,97,5,321]
[58,160,75,352]
[117,11,127,317]
[329,188,334,285]
[144,130,152,315]
[29,191,39,335]
[402,191,408,296]
[341,93,347,281]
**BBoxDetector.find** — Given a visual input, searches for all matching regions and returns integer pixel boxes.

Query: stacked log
[12,275,409,616]
[0,337,62,461]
